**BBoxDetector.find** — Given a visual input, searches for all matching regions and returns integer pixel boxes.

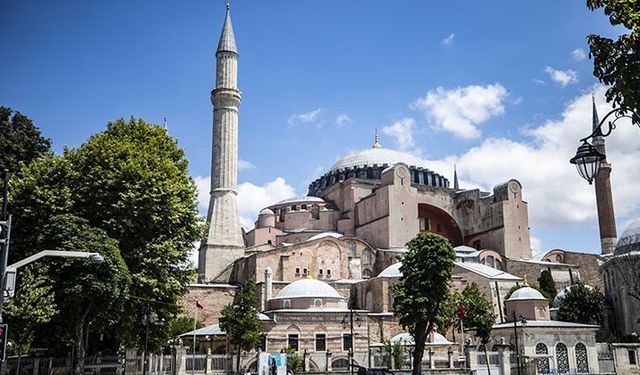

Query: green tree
[0,107,51,172]
[167,316,205,351]
[462,283,496,375]
[587,0,640,112]
[391,232,455,375]
[434,290,463,341]
[4,266,57,372]
[381,339,406,370]
[282,346,304,373]
[219,280,262,372]
[8,117,201,351]
[537,270,557,300]
[557,282,604,325]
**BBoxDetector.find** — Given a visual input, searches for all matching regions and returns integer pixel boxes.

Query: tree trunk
[16,351,22,375]
[411,321,428,375]
[236,344,241,374]
[484,346,491,375]
[73,309,90,375]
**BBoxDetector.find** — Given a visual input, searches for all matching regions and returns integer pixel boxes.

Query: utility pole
[0,169,12,322]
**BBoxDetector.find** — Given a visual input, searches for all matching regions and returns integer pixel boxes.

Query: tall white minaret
[199,3,245,282]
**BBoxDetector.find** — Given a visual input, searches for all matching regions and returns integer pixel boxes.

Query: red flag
[458,304,465,320]
[196,300,204,309]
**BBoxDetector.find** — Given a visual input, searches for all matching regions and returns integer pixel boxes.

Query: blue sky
[2,1,638,257]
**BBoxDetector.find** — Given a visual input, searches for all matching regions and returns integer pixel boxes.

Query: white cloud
[544,66,578,87]
[335,113,353,127]
[427,86,640,231]
[238,159,256,170]
[237,177,297,228]
[382,118,416,151]
[412,83,508,139]
[530,236,544,260]
[288,108,323,126]
[532,78,546,85]
[194,176,297,229]
[442,33,455,46]
[572,48,586,61]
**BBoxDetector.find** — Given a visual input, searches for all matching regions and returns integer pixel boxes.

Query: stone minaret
[592,96,617,254]
[199,4,245,282]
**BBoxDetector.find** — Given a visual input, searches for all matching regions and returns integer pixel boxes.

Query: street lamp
[570,106,640,184]
[341,309,363,375]
[512,312,528,375]
[142,308,158,375]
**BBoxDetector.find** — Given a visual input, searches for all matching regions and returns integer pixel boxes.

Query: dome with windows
[508,286,546,301]
[552,284,594,308]
[614,219,640,255]
[330,147,432,172]
[273,278,346,300]
[308,137,450,196]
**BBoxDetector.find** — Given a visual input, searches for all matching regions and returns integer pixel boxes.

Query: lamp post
[570,106,640,184]
[142,307,157,375]
[512,312,527,375]
[341,309,363,375]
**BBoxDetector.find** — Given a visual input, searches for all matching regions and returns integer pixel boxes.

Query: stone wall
[184,284,236,325]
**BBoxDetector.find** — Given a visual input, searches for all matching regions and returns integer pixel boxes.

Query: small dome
[454,245,478,254]
[552,284,594,308]
[379,262,403,278]
[331,147,431,172]
[390,332,452,345]
[508,286,546,301]
[615,220,640,255]
[273,278,345,300]
[259,208,275,215]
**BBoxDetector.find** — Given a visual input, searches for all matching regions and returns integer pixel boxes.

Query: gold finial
[305,274,313,280]
[523,274,529,286]
[372,128,382,148]
[226,1,230,11]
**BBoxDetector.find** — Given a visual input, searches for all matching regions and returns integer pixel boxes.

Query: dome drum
[308,164,449,196]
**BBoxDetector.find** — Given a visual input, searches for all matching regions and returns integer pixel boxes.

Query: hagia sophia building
[182,4,640,372]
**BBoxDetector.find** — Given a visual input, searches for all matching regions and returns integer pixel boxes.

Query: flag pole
[193,301,197,375]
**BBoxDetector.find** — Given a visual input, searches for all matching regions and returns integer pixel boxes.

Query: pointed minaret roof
[592,94,602,136]
[217,2,238,54]
[372,128,382,148]
[453,165,459,190]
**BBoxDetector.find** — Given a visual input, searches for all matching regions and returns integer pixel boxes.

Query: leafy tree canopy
[461,283,495,345]
[392,232,455,375]
[8,117,201,351]
[0,107,51,172]
[557,282,604,325]
[219,280,262,352]
[537,270,557,300]
[587,0,640,112]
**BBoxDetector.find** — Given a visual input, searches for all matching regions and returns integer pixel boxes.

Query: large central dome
[331,147,431,172]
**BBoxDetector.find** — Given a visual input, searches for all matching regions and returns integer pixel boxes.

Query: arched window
[575,343,589,373]
[535,343,549,374]
[363,268,372,279]
[556,343,569,374]
[362,249,372,265]
[311,204,320,220]
[348,241,356,258]
[485,256,495,268]
[332,359,349,370]
[555,254,563,263]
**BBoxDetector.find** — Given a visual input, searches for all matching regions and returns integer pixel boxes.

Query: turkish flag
[196,300,204,309]
[458,304,465,320]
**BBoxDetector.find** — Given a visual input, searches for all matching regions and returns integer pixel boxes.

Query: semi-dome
[508,286,546,301]
[273,278,345,300]
[379,262,403,278]
[331,147,431,172]
[274,196,325,205]
[259,208,275,215]
[615,220,640,255]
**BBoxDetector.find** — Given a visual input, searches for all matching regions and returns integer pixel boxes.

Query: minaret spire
[453,165,459,190]
[199,4,245,282]
[592,96,617,254]
[372,128,382,148]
